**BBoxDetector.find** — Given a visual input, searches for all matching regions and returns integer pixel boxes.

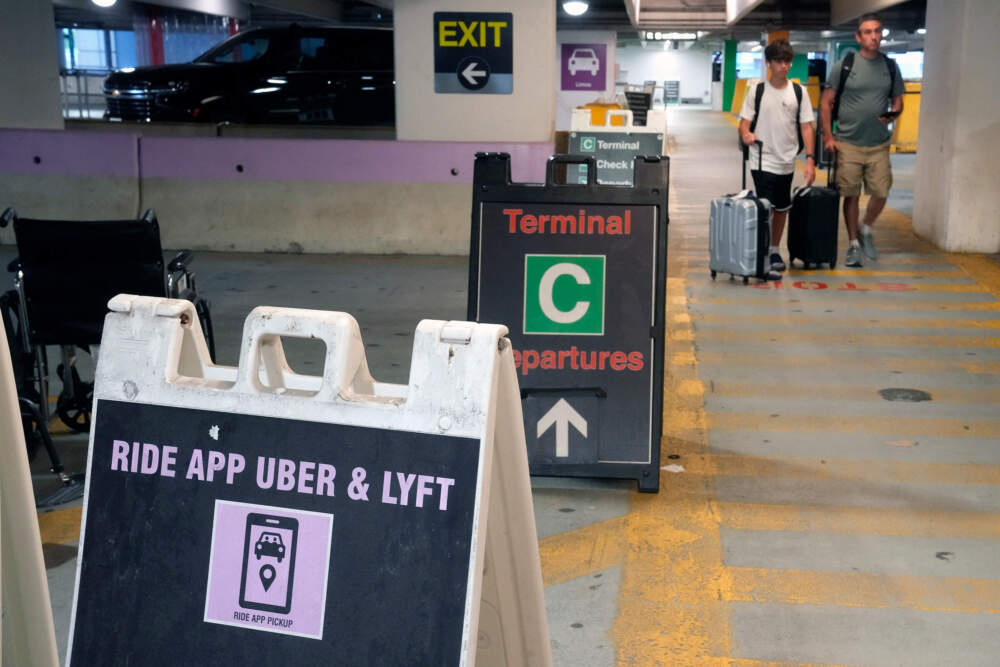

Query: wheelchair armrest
[7,257,20,273]
[0,207,15,228]
[168,250,193,272]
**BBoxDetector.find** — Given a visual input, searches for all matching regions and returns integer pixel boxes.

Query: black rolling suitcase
[787,147,839,270]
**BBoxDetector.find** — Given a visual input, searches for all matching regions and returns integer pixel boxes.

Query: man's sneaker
[845,245,863,267]
[859,230,879,260]
[769,253,786,272]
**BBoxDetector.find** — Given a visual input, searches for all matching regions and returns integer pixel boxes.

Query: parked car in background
[103,26,394,125]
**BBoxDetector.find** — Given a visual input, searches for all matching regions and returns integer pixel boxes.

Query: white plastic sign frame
[66,294,550,666]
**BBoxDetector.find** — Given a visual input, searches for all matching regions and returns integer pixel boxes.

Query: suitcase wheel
[742,276,749,285]
[711,270,717,280]
[829,260,836,269]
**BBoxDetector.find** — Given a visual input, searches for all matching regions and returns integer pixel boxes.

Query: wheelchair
[1,207,215,486]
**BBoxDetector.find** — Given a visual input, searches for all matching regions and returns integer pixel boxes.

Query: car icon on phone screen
[255,531,286,562]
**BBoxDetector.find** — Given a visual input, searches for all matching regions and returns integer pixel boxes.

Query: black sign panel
[434,12,513,94]
[568,131,664,186]
[70,400,479,665]
[468,153,668,492]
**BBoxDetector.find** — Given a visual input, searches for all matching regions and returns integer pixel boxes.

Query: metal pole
[0,316,60,667]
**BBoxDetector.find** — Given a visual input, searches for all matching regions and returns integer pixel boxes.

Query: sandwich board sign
[468,153,669,492]
[67,295,550,666]
[568,108,667,186]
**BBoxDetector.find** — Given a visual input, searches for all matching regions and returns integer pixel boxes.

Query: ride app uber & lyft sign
[434,12,513,94]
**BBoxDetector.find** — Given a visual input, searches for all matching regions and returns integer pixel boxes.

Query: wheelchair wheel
[56,364,93,433]
[21,412,42,461]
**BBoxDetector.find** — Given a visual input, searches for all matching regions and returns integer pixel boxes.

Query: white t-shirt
[739,79,815,174]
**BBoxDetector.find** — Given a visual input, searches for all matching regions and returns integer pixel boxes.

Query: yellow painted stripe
[38,506,82,545]
[538,516,629,587]
[680,329,1000,349]
[699,379,1000,405]
[685,312,1000,331]
[704,412,1000,438]
[675,295,1000,311]
[725,567,1000,613]
[685,454,1000,486]
[675,351,1000,374]
[790,269,966,278]
[671,328,1000,348]
[611,275,733,662]
[948,253,1000,300]
[719,503,1000,539]
[689,277,988,293]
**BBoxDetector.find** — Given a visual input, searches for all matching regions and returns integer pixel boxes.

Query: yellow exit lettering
[438,20,508,47]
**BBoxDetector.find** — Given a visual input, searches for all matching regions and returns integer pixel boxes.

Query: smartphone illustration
[239,513,298,614]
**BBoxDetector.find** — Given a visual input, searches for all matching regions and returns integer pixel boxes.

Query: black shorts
[750,170,794,211]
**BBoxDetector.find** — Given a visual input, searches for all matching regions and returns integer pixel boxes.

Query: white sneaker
[859,230,879,260]
[846,245,863,267]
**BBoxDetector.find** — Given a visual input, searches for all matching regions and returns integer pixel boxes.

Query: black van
[103,26,394,125]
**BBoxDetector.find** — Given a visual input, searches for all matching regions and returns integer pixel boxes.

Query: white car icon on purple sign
[569,48,600,76]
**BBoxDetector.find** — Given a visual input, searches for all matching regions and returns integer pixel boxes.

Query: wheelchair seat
[12,215,166,346]
[3,208,213,354]
[1,208,215,486]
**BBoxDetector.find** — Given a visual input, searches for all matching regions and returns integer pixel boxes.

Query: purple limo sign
[561,43,606,91]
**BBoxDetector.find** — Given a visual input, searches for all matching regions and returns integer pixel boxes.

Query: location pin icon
[259,564,276,592]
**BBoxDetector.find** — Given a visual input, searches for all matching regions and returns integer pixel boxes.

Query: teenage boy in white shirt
[739,39,817,273]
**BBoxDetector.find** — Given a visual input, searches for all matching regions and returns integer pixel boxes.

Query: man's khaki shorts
[835,140,893,198]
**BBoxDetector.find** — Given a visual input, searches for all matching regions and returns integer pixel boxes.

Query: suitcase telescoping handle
[742,140,763,190]
[546,154,598,186]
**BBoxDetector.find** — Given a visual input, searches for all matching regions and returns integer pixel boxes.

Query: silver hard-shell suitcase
[709,140,774,284]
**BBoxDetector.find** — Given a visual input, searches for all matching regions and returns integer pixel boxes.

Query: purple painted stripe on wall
[0,129,138,179]
[139,137,553,184]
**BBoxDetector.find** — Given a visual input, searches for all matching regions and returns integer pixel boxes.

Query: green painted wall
[722,40,737,113]
[789,53,809,83]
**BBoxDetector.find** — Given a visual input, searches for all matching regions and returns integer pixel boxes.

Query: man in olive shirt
[820,13,905,267]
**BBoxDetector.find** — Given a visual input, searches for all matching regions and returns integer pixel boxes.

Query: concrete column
[912,0,1000,253]
[394,0,555,141]
[0,0,62,129]
[722,40,737,113]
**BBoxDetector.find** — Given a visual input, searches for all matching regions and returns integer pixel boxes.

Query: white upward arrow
[462,61,487,85]
[537,398,588,458]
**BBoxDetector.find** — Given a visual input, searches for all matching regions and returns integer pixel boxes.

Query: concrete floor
[6,107,1000,665]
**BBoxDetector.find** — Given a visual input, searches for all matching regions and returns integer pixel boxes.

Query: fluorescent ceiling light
[562,1,588,16]
[91,0,116,6]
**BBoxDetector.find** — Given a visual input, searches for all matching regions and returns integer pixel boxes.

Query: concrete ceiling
[624,0,728,31]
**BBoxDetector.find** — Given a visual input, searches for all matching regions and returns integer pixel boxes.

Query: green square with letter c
[523,254,605,335]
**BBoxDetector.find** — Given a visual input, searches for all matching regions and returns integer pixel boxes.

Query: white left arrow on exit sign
[462,61,487,85]
[537,398,588,458]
